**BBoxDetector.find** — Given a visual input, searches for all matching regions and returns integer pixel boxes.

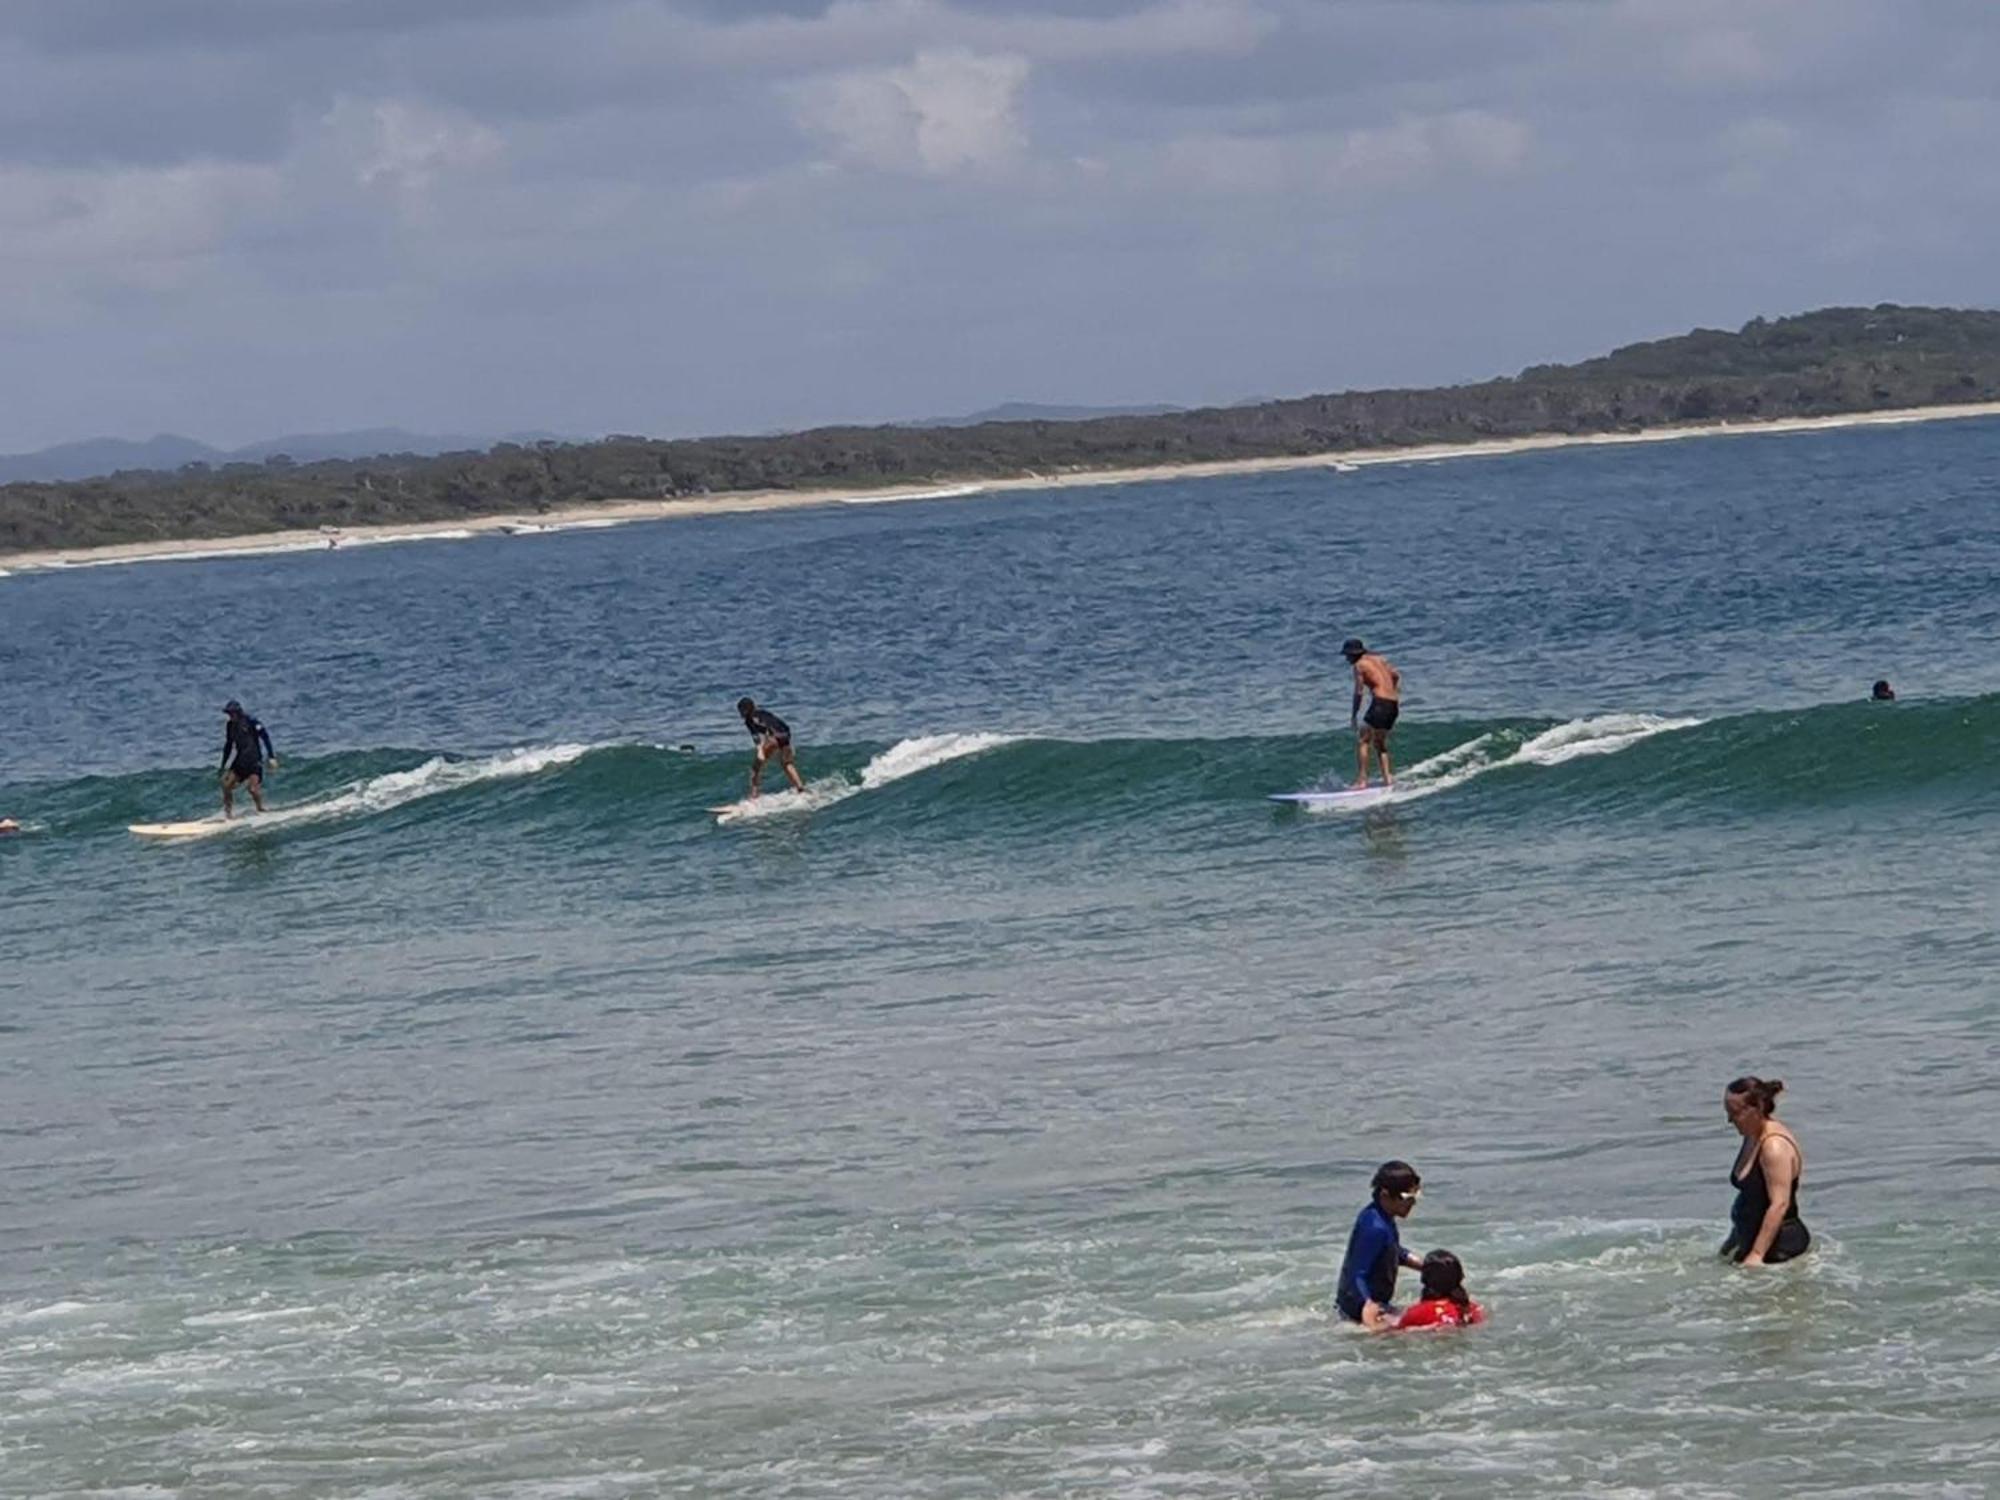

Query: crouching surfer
[737,697,805,798]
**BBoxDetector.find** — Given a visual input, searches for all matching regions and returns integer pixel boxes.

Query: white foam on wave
[1306,713,1702,814]
[145,744,596,839]
[0,1299,101,1326]
[713,732,1017,825]
[859,731,1018,788]
[19,528,485,574]
[182,1305,323,1328]
[841,483,986,505]
[46,539,337,569]
[337,528,476,548]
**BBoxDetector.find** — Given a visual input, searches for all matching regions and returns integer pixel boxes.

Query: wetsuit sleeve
[221,730,232,772]
[1340,1215,1394,1311]
[256,721,275,759]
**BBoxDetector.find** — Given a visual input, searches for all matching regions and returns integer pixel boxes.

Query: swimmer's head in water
[1725,1075,1784,1130]
[1341,638,1367,662]
[1419,1249,1470,1308]
[1371,1159,1421,1213]
[1871,680,1895,701]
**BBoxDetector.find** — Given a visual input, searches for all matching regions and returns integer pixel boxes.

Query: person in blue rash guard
[1336,1160,1426,1329]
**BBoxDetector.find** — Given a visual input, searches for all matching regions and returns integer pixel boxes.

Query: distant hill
[908,401,1187,428]
[6,304,2000,555]
[0,427,570,485]
[0,434,224,485]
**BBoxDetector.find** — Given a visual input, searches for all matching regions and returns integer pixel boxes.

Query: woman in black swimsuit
[1721,1075,1810,1266]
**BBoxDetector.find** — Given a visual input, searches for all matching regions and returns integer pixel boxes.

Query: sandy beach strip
[6,399,1998,575]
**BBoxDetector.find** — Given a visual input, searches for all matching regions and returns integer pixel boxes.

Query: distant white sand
[6,400,1998,575]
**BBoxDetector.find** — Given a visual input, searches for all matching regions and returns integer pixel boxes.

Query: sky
[1,0,1996,450]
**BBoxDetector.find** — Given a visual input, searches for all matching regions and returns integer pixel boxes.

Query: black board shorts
[227,761,263,783]
[1363,700,1400,732]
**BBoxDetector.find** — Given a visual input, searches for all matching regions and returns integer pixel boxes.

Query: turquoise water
[4,419,1999,1496]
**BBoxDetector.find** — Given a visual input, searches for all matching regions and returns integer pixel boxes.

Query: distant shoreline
[5,400,1998,576]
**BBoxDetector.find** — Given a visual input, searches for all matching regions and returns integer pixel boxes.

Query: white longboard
[708,787,831,823]
[130,818,235,839]
[1268,787,1397,810]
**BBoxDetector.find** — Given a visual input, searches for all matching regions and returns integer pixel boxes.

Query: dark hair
[1726,1075,1784,1114]
[736,697,755,715]
[1371,1160,1420,1197]
[1871,680,1894,700]
[1419,1249,1471,1311]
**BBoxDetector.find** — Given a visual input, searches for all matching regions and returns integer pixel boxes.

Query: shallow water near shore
[4,416,1999,1496]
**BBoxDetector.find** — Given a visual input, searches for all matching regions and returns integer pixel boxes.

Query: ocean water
[3,417,1999,1497]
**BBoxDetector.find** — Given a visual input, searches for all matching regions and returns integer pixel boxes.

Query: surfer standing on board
[737,697,805,799]
[219,700,276,819]
[1342,638,1401,788]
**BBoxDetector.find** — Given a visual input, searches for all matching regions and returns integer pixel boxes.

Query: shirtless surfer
[1342,637,1401,788]
[737,697,805,798]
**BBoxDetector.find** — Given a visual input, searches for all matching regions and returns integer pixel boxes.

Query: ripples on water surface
[3,418,1999,1496]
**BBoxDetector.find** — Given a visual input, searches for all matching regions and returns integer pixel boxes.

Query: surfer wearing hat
[219,700,277,818]
[737,697,805,798]
[1342,638,1401,788]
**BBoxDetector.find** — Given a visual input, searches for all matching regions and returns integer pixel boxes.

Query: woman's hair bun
[1728,1075,1784,1113]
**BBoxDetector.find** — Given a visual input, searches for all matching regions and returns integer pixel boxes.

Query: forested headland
[6,304,1999,554]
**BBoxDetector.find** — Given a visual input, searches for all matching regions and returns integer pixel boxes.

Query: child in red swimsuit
[1396,1249,1486,1329]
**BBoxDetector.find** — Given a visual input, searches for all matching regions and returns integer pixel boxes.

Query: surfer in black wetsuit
[737,697,805,798]
[1720,1075,1810,1266]
[219,700,277,819]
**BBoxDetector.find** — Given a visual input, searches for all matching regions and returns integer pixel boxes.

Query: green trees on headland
[5,304,1999,554]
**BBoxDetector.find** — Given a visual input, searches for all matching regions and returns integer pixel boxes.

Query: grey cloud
[0,39,304,166]
[1,0,1995,453]
[0,0,611,54]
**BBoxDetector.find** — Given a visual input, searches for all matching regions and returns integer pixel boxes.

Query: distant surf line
[6,397,1998,578]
